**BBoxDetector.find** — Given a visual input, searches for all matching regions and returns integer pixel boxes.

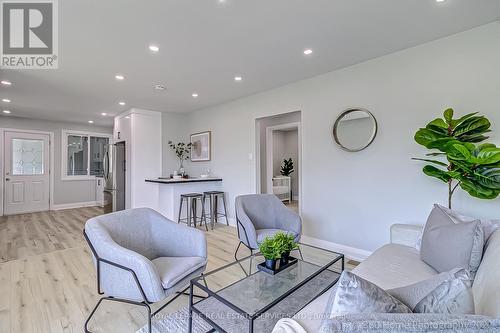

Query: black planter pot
[280,251,291,265]
[265,258,278,271]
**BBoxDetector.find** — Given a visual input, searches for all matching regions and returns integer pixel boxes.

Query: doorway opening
[255,111,301,214]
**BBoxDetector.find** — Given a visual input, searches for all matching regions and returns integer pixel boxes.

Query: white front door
[3,131,50,215]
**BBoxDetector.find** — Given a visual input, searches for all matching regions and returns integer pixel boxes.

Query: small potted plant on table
[259,236,281,271]
[275,232,298,265]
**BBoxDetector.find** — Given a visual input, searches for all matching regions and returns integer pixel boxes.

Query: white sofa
[289,223,500,332]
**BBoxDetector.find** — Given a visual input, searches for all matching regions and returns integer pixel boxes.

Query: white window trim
[61,129,113,181]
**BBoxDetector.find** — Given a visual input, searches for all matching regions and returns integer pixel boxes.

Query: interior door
[3,131,50,215]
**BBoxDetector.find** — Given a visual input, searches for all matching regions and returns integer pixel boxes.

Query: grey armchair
[235,194,302,259]
[83,208,207,333]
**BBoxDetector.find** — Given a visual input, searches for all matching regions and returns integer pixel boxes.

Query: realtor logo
[1,0,58,69]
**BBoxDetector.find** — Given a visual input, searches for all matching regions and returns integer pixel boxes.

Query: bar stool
[203,191,229,230]
[178,193,208,231]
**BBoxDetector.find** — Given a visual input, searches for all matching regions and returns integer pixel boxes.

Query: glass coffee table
[188,244,344,333]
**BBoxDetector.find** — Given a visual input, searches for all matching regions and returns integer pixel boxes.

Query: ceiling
[1,0,500,126]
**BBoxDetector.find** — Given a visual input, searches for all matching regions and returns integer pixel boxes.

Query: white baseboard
[52,201,101,211]
[300,235,372,262]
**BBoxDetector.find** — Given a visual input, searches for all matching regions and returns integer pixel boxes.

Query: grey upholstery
[84,208,207,303]
[235,194,302,250]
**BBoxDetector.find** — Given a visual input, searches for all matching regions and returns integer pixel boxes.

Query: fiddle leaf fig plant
[414,108,500,209]
[280,158,294,177]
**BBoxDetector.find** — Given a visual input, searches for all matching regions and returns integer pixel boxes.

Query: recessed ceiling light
[119,101,126,106]
[192,93,199,98]
[1,80,12,86]
[149,45,159,52]
[101,112,107,116]
[436,0,445,2]
[303,49,313,55]
[2,110,11,114]
[88,120,94,124]
[115,74,125,80]
[125,116,131,119]
[154,84,166,91]
[234,76,242,81]
[2,98,11,103]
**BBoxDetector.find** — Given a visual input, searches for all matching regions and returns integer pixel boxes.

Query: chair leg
[84,297,106,333]
[187,198,192,227]
[177,198,184,224]
[152,286,189,317]
[209,195,215,230]
[201,197,208,231]
[222,194,229,226]
[234,241,243,261]
[249,249,253,275]
[297,246,304,260]
[192,199,197,228]
[84,297,151,333]
[214,197,218,225]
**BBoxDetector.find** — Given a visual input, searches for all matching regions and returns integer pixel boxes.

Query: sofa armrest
[390,224,423,248]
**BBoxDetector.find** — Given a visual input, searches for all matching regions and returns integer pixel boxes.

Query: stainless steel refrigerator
[103,142,126,213]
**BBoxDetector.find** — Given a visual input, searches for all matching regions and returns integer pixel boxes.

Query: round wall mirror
[333,108,378,152]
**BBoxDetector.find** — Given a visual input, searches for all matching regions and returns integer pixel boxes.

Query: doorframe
[264,122,302,212]
[0,128,55,216]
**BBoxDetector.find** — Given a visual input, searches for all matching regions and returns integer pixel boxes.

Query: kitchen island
[145,177,223,222]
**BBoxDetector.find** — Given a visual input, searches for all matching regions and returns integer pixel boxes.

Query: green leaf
[452,144,473,160]
[427,138,457,151]
[444,142,474,161]
[477,143,497,151]
[449,159,474,173]
[451,112,478,128]
[454,116,491,137]
[423,165,451,183]
[412,158,448,167]
[475,147,500,165]
[426,152,446,157]
[460,179,500,200]
[472,167,500,190]
[414,128,447,148]
[458,133,490,143]
[443,108,454,125]
[426,118,449,133]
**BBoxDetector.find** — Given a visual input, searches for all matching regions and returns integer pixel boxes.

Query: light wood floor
[284,200,299,213]
[0,207,357,333]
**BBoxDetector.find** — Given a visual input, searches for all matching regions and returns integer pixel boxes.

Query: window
[62,130,111,180]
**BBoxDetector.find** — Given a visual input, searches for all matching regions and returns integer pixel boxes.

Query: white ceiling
[1,0,500,126]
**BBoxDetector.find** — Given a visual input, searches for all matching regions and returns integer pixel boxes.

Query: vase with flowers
[168,141,192,175]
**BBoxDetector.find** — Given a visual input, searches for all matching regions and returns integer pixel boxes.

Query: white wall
[162,112,190,176]
[167,22,500,256]
[0,116,112,206]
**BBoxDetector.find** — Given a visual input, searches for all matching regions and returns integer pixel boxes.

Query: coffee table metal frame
[188,244,344,333]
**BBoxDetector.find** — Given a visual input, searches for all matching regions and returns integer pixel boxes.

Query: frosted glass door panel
[12,139,45,175]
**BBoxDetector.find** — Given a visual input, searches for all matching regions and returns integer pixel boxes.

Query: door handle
[5,178,10,181]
